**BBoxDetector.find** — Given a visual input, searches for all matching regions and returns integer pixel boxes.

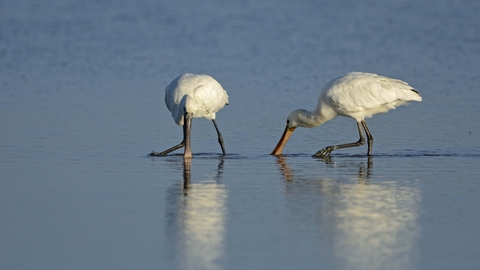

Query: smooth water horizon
[2,0,480,269]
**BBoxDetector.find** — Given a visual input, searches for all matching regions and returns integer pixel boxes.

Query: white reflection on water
[278,157,421,270]
[166,159,228,270]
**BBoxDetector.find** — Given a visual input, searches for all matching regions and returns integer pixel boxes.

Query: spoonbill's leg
[150,141,185,156]
[212,119,226,155]
[150,113,193,158]
[183,113,193,159]
[313,121,366,158]
[361,120,374,156]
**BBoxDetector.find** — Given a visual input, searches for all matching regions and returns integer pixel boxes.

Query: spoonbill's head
[271,110,305,156]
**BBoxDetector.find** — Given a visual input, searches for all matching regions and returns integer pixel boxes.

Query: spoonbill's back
[151,73,229,159]
[271,72,422,157]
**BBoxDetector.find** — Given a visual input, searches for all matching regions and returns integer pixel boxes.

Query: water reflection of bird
[151,73,229,159]
[276,156,372,183]
[271,72,422,157]
[183,158,225,189]
[275,157,420,270]
[165,158,228,270]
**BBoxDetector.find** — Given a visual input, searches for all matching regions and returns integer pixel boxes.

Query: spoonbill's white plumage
[151,73,229,159]
[271,72,422,157]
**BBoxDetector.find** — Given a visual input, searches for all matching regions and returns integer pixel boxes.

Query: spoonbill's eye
[286,120,290,125]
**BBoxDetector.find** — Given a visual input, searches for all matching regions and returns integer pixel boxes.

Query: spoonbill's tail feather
[395,87,422,104]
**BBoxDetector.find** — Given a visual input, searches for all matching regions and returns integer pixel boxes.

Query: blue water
[1,0,480,269]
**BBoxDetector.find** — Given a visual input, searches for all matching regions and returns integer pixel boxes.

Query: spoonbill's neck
[174,95,196,126]
[292,109,326,128]
[183,94,196,113]
[294,101,337,128]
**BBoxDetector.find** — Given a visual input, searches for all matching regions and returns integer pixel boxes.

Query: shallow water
[1,0,480,269]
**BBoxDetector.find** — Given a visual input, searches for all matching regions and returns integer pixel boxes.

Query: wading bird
[271,72,422,157]
[151,73,229,159]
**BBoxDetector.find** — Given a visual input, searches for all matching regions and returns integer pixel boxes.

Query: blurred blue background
[1,0,480,269]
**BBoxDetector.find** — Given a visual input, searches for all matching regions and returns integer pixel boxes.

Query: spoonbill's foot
[313,146,336,158]
[150,151,167,156]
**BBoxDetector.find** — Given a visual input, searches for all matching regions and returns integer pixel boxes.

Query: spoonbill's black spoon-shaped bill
[271,72,422,157]
[150,73,229,159]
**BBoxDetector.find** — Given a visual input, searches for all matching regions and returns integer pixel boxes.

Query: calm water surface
[1,0,480,269]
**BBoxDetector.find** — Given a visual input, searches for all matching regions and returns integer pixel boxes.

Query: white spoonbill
[151,73,229,159]
[271,72,422,157]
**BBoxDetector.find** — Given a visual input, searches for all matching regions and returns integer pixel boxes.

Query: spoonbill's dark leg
[212,119,226,155]
[150,113,194,157]
[361,120,374,156]
[150,114,192,157]
[313,121,366,158]
[150,141,185,156]
[183,113,193,159]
